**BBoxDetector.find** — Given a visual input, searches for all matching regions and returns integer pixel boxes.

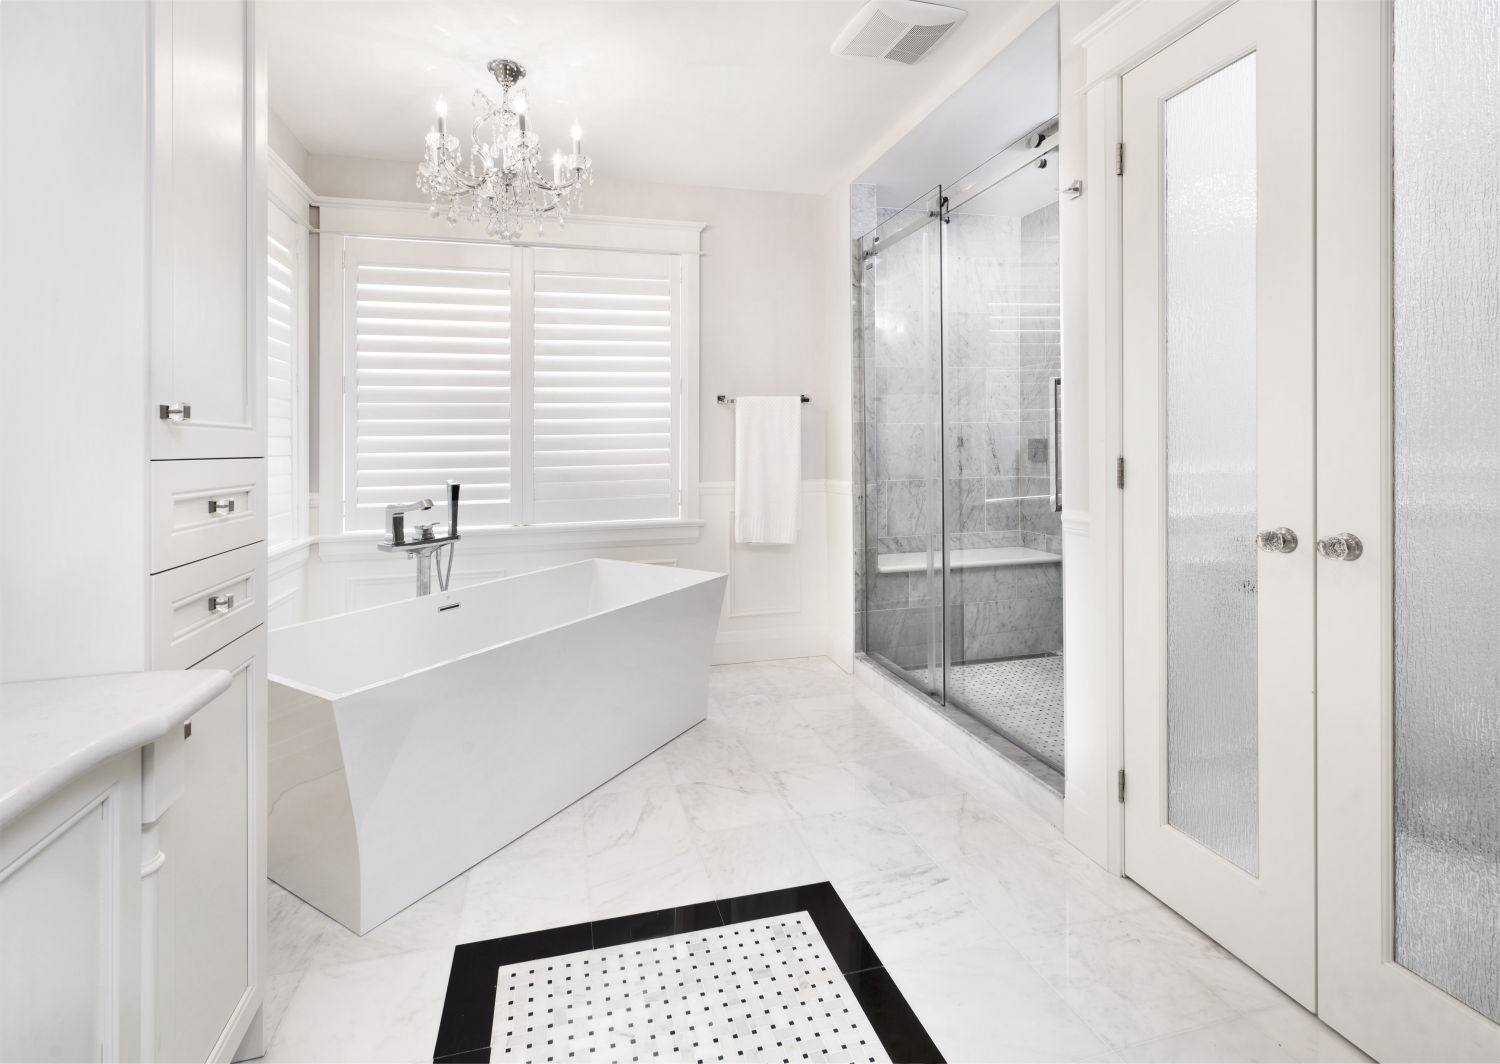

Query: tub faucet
[384,498,433,546]
[377,482,461,596]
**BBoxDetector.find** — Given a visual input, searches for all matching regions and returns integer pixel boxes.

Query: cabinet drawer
[151,458,267,573]
[151,543,265,670]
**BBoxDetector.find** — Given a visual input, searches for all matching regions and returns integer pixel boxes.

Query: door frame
[1072,0,1248,880]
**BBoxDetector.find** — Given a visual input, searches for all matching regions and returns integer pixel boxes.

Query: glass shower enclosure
[856,126,1065,780]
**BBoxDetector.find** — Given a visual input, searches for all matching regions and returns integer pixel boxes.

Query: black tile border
[432,881,943,1064]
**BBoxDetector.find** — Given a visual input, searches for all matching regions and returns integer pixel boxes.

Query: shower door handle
[1048,376,1062,512]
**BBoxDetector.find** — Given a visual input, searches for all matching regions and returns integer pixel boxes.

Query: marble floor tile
[459,848,589,944]
[848,748,969,806]
[1117,1015,1302,1063]
[265,947,452,1063]
[1242,999,1371,1063]
[585,837,717,923]
[1009,911,1243,1050]
[838,861,1010,961]
[888,948,1112,1062]
[261,655,1351,1064]
[676,770,795,833]
[581,783,693,855]
[792,806,932,881]
[302,873,470,971]
[694,819,826,899]
[769,762,884,818]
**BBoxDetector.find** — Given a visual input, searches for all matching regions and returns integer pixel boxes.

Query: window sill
[311,518,706,561]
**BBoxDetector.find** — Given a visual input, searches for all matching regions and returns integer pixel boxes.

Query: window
[342,237,685,531]
[266,203,306,547]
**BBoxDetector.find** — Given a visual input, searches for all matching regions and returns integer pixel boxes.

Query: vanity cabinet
[157,629,266,1064]
[0,0,268,1058]
[0,757,144,1064]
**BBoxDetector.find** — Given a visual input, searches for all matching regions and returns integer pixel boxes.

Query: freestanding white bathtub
[267,559,726,934]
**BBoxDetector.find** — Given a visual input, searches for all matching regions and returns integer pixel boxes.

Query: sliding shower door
[859,189,946,698]
[941,143,1064,773]
[1316,1,1500,1057]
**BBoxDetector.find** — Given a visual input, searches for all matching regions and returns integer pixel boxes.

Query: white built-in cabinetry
[0,0,268,1059]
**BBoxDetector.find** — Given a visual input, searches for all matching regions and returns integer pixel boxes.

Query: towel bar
[716,394,811,405]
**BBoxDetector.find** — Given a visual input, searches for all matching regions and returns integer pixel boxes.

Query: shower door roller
[1315,532,1363,561]
[1256,527,1299,553]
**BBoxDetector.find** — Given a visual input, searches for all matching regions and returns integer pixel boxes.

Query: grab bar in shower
[1049,376,1063,513]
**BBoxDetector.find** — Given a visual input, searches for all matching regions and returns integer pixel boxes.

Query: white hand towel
[733,395,801,545]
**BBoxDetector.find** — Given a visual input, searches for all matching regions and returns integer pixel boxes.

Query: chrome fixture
[208,594,234,614]
[417,59,593,239]
[1048,376,1063,512]
[1256,527,1299,553]
[379,481,462,596]
[716,395,811,405]
[158,403,191,422]
[1316,531,1364,561]
[1061,180,1083,199]
[208,498,235,515]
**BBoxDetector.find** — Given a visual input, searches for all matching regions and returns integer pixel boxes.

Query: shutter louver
[347,239,515,530]
[531,250,680,523]
[266,213,299,547]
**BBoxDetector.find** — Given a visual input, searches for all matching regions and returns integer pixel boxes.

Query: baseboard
[712,626,828,664]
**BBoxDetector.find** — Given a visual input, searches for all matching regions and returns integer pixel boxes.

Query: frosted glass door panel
[1163,54,1260,875]
[1392,0,1500,1024]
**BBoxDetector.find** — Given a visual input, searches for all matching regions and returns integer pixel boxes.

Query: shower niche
[852,10,1064,786]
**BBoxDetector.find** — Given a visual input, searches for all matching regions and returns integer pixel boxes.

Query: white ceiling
[262,1,1033,194]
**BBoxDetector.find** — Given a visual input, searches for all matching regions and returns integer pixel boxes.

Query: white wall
[266,138,834,663]
[0,2,150,681]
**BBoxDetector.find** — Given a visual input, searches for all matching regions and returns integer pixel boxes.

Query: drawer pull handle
[208,594,234,614]
[208,498,236,515]
[158,403,192,422]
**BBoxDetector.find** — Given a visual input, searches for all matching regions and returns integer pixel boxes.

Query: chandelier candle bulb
[435,96,447,136]
[571,121,581,155]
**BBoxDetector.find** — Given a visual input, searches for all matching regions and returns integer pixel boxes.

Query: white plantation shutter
[530,247,681,523]
[344,238,517,530]
[266,206,302,547]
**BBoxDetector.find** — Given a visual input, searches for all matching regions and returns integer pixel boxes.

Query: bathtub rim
[268,558,726,703]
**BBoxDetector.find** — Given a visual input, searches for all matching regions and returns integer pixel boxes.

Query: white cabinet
[0,756,143,1064]
[157,629,266,1064]
[0,0,268,1058]
[151,0,264,461]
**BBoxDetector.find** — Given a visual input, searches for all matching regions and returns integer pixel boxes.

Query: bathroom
[2,1,1496,1063]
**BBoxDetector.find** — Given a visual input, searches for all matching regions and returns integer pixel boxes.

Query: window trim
[314,199,703,543]
[266,195,311,550]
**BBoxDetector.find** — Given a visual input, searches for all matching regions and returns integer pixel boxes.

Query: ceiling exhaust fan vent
[832,0,967,65]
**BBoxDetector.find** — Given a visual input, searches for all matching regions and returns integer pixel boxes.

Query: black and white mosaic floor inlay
[433,882,943,1064]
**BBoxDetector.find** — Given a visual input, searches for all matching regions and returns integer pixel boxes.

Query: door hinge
[1116,456,1125,489]
[1117,768,1126,803]
[1115,142,1125,176]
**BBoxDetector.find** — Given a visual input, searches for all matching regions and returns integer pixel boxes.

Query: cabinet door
[151,0,265,459]
[158,626,265,1062]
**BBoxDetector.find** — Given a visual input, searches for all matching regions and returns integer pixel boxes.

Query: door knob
[1256,527,1298,553]
[1316,532,1364,561]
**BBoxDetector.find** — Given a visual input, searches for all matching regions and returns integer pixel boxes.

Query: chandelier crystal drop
[417,58,593,239]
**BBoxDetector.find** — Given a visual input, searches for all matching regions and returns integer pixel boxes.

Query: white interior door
[1315,1,1500,1059]
[1120,0,1316,1007]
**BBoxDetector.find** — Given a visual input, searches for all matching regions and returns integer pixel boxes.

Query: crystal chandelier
[417,58,593,239]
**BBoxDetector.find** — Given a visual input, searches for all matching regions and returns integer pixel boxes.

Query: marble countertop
[876,546,1062,575]
[0,670,231,828]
